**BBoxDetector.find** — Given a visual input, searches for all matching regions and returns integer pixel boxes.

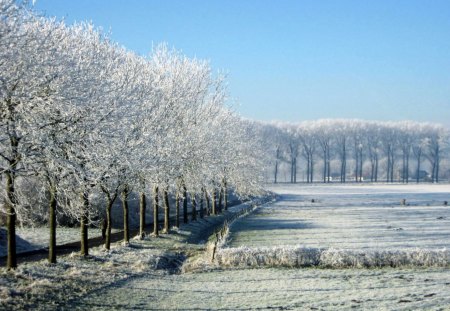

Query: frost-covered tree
[259,119,448,184]
[298,122,317,183]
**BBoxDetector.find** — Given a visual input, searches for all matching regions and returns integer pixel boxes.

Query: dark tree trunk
[390,152,395,182]
[175,192,180,228]
[48,184,57,264]
[274,147,280,184]
[416,153,421,183]
[405,153,410,183]
[206,191,211,216]
[386,148,391,183]
[6,172,17,270]
[370,161,375,182]
[139,192,146,239]
[274,160,278,183]
[163,187,170,233]
[340,143,346,183]
[153,185,159,236]
[80,191,89,256]
[211,190,216,215]
[356,150,359,182]
[199,188,205,218]
[292,158,295,183]
[306,155,310,183]
[105,196,114,250]
[435,149,440,183]
[326,148,331,183]
[218,187,223,213]
[359,150,363,182]
[375,156,378,182]
[121,186,130,244]
[183,185,188,224]
[191,195,197,221]
[223,180,228,211]
[293,157,297,183]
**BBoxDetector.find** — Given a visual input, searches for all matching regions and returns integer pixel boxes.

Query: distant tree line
[0,1,266,270]
[259,119,449,184]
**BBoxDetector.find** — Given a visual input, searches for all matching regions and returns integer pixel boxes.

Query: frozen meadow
[73,184,450,310]
[216,184,450,269]
[229,183,450,250]
[2,184,450,310]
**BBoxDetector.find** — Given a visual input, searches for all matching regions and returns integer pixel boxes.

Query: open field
[227,184,450,250]
[68,184,450,310]
[2,184,450,310]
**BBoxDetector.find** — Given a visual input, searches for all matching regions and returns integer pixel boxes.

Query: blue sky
[33,0,450,126]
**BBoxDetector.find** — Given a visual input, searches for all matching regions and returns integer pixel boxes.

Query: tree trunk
[359,150,363,182]
[326,148,331,183]
[105,197,113,250]
[386,148,391,183]
[370,161,375,182]
[163,187,170,233]
[183,185,188,224]
[153,185,159,236]
[48,184,57,264]
[340,143,346,183]
[390,152,395,182]
[306,155,310,183]
[274,147,279,183]
[293,157,295,183]
[218,187,223,213]
[375,156,378,182]
[356,150,359,182]
[293,157,297,183]
[80,190,89,256]
[139,192,146,239]
[121,187,130,244]
[200,188,205,218]
[175,192,180,228]
[435,150,440,183]
[405,153,410,183]
[6,172,17,270]
[191,195,197,221]
[211,190,216,215]
[206,191,211,216]
[416,153,421,183]
[223,180,228,211]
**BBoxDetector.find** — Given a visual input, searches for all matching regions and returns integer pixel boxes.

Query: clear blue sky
[33,0,450,126]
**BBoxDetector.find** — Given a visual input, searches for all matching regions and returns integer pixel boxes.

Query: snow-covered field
[3,184,450,310]
[71,266,450,310]
[68,184,450,310]
[227,183,450,250]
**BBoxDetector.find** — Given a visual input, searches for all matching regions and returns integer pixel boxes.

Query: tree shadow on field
[230,218,319,232]
[278,194,303,202]
[0,227,41,258]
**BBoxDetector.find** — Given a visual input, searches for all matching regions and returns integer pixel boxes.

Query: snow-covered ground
[71,266,450,310]
[3,185,450,310]
[227,184,450,250]
[69,184,450,310]
[0,227,121,257]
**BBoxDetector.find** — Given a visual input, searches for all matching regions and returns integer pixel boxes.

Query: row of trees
[260,119,449,184]
[0,1,265,269]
